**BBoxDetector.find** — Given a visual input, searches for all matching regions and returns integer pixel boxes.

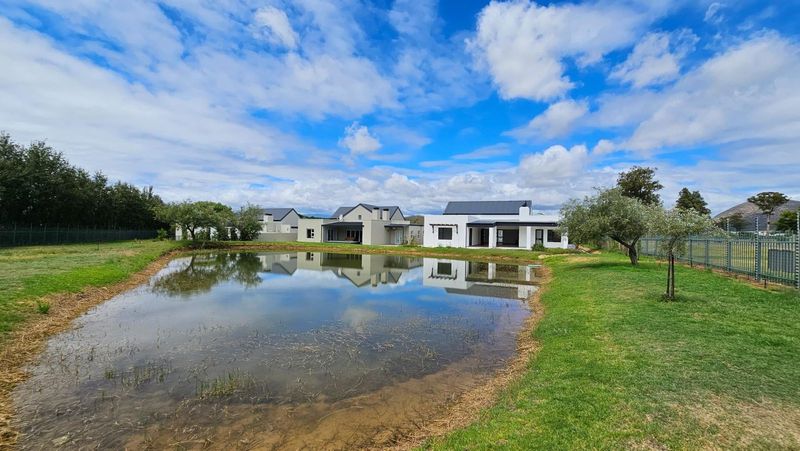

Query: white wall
[423,215,468,247]
[297,218,323,242]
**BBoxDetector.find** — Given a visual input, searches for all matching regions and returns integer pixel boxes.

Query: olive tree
[561,188,653,265]
[159,201,234,241]
[648,208,716,300]
[235,204,264,241]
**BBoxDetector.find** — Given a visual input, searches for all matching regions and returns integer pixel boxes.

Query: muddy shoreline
[0,245,549,450]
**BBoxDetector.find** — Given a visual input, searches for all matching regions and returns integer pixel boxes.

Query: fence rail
[639,234,800,289]
[0,225,158,248]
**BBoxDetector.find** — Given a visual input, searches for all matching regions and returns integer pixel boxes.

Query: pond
[12,251,542,449]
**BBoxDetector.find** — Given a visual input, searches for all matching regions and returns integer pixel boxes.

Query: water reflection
[13,252,539,450]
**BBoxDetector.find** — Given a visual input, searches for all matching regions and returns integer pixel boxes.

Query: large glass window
[438,227,453,240]
[437,262,453,275]
[547,229,561,242]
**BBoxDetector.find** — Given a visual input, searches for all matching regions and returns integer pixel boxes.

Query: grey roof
[330,203,404,220]
[261,208,297,221]
[444,200,532,215]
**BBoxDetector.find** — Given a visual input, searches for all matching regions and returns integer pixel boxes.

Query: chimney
[382,208,389,220]
[519,203,532,217]
[372,208,380,219]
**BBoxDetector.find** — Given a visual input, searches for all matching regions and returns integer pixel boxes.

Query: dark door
[480,228,490,246]
[535,229,544,245]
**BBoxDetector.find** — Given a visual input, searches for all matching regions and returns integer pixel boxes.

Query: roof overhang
[322,222,364,227]
[467,221,559,227]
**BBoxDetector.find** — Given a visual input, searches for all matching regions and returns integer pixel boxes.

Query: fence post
[704,239,710,268]
[755,217,761,282]
[688,238,693,267]
[795,210,799,290]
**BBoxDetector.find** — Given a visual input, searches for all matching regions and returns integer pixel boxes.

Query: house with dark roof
[423,200,568,249]
[296,203,416,245]
[257,208,301,241]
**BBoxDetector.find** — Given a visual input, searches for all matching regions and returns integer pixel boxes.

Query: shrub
[36,301,50,314]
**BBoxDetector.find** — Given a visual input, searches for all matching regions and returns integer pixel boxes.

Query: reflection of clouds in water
[341,307,379,332]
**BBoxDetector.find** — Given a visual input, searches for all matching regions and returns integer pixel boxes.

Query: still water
[13,251,541,449]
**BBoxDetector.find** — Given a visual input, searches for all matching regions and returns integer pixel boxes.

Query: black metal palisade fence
[0,224,158,248]
[639,232,800,289]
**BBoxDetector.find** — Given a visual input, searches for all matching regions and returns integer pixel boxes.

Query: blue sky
[1,0,798,215]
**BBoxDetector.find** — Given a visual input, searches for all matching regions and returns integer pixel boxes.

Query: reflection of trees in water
[152,253,263,296]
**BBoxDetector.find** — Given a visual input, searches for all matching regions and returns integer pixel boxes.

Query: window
[438,227,453,240]
[306,228,315,239]
[547,229,561,243]
[305,252,314,261]
[437,262,453,275]
[357,214,362,220]
[346,229,358,240]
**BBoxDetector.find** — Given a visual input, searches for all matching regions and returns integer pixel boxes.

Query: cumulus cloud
[610,30,697,88]
[339,122,382,155]
[508,99,588,141]
[592,139,616,155]
[453,144,512,160]
[253,6,299,49]
[518,144,590,186]
[470,0,655,101]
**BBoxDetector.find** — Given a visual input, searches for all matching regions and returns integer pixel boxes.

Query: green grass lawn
[0,240,180,340]
[427,252,800,449]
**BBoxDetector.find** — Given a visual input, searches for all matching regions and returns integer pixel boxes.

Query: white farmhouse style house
[423,200,568,249]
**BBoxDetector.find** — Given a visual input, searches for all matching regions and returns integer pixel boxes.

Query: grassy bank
[427,252,800,449]
[0,240,180,341]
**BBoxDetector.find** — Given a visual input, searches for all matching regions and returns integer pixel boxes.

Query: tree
[617,166,663,206]
[159,201,234,241]
[649,208,716,300]
[775,209,800,233]
[715,212,748,232]
[235,204,263,241]
[561,188,654,265]
[747,192,789,231]
[675,188,710,215]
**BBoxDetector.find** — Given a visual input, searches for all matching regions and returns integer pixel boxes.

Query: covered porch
[322,222,363,244]
[466,221,560,249]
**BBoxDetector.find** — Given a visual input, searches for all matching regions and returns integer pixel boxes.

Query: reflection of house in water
[422,258,540,300]
[257,253,299,275]
[295,252,423,287]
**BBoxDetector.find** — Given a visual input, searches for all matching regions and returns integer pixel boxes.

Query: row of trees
[563,166,797,299]
[562,167,715,300]
[0,133,166,229]
[157,201,264,241]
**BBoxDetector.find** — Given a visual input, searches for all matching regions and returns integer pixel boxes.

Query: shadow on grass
[567,261,644,270]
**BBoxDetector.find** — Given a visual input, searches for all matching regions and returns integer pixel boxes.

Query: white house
[297,203,413,245]
[423,200,568,249]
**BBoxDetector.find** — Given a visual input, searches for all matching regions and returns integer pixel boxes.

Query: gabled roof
[443,200,532,215]
[330,203,404,220]
[261,208,297,221]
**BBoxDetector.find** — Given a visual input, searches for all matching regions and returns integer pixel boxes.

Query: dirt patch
[0,250,181,450]
[682,395,800,449]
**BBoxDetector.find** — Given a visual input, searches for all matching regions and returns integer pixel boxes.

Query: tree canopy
[649,208,716,299]
[675,188,710,216]
[560,188,654,265]
[775,208,799,233]
[235,204,264,241]
[0,133,166,229]
[747,191,789,230]
[158,201,235,240]
[617,166,663,206]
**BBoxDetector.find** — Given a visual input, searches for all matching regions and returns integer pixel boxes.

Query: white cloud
[518,144,590,186]
[470,0,656,101]
[610,30,697,88]
[508,99,588,141]
[704,2,725,25]
[253,6,299,49]
[592,139,616,155]
[624,34,800,151]
[339,122,382,155]
[452,143,512,160]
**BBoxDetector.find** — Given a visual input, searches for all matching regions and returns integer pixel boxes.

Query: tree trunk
[627,243,639,265]
[665,252,676,300]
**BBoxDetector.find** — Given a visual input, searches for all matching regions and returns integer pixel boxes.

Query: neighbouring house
[297,203,412,245]
[423,200,569,249]
[257,208,301,242]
